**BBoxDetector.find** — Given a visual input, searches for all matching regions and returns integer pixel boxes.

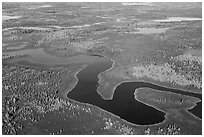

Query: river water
[3,48,202,124]
[67,59,202,125]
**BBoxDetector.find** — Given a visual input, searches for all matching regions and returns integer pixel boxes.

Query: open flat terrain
[2,2,202,135]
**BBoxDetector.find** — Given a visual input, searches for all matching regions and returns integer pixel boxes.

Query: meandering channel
[3,48,201,125]
[67,58,202,125]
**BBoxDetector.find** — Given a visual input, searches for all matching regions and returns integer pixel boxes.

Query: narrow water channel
[4,47,201,124]
[67,59,165,125]
[67,58,202,125]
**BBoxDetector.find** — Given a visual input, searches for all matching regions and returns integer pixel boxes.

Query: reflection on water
[3,48,105,65]
[135,28,168,34]
[154,17,202,22]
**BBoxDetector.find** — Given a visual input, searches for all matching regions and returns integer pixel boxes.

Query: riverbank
[97,68,201,101]
[64,56,201,134]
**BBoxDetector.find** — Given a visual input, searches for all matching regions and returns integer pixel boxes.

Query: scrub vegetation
[2,2,202,135]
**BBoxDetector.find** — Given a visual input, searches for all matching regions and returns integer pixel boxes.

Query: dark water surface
[67,59,202,125]
[67,59,165,125]
[188,102,202,119]
[5,48,201,124]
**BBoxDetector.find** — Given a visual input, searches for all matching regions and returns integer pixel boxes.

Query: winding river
[67,58,202,125]
[3,48,202,125]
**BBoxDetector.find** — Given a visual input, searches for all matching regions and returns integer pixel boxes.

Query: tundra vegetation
[2,2,202,135]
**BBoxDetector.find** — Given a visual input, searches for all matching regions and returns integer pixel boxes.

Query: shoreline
[97,71,202,101]
[134,88,202,120]
[60,59,201,129]
[62,59,165,127]
[3,47,202,132]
